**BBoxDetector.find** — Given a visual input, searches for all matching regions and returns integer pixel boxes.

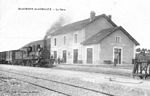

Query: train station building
[48,11,139,64]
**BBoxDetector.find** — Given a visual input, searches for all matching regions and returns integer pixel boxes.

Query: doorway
[63,50,67,63]
[54,51,57,59]
[87,48,93,64]
[114,48,122,64]
[73,49,78,63]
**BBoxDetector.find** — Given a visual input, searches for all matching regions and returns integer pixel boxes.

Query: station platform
[54,63,133,77]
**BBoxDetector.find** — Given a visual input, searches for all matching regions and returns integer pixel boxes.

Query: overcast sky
[0,0,150,51]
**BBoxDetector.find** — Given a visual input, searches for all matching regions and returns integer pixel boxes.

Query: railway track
[0,69,114,96]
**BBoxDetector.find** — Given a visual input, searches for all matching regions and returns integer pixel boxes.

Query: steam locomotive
[0,39,55,67]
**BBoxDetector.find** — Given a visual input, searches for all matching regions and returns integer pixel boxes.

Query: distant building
[48,11,139,64]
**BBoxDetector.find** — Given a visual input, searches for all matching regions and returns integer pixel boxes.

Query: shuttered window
[115,36,121,43]
[74,34,77,43]
[54,38,57,46]
[64,36,66,45]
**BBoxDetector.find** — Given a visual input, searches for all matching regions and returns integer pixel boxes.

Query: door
[54,51,57,59]
[73,49,78,63]
[87,48,93,63]
[63,50,67,63]
[114,48,122,64]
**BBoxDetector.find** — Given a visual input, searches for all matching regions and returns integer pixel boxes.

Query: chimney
[108,15,112,19]
[90,11,96,21]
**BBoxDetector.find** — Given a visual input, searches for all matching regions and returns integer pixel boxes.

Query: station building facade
[48,12,139,64]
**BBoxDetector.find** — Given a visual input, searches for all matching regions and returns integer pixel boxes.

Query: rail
[0,69,114,96]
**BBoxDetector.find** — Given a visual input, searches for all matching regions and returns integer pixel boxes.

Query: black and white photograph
[0,0,150,96]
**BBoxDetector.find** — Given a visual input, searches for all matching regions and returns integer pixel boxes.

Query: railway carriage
[0,50,23,64]
[6,50,23,65]
[0,51,7,64]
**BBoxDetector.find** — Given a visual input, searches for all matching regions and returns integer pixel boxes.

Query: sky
[0,0,150,51]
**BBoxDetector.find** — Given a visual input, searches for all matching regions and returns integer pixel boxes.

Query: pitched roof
[120,26,140,45]
[50,14,117,36]
[82,26,140,46]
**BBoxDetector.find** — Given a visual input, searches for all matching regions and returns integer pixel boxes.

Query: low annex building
[48,11,139,64]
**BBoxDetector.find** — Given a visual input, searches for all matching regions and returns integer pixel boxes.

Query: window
[115,36,121,43]
[54,38,57,46]
[64,36,66,45]
[74,34,78,43]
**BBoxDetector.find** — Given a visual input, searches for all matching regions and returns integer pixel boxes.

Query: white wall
[82,44,101,64]
[50,29,85,64]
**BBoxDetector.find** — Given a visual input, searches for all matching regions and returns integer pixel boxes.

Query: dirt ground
[0,64,150,96]
[0,73,63,96]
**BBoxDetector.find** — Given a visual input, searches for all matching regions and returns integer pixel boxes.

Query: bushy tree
[136,48,150,53]
[136,48,141,52]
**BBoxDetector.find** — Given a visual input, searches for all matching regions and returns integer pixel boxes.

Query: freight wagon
[0,51,7,64]
[0,50,24,64]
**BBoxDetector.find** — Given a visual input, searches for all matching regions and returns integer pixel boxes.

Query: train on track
[1,36,150,79]
[0,38,55,67]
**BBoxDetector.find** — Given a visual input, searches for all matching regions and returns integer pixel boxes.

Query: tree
[148,49,150,53]
[136,48,141,52]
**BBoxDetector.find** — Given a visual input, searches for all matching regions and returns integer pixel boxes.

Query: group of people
[50,56,63,64]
